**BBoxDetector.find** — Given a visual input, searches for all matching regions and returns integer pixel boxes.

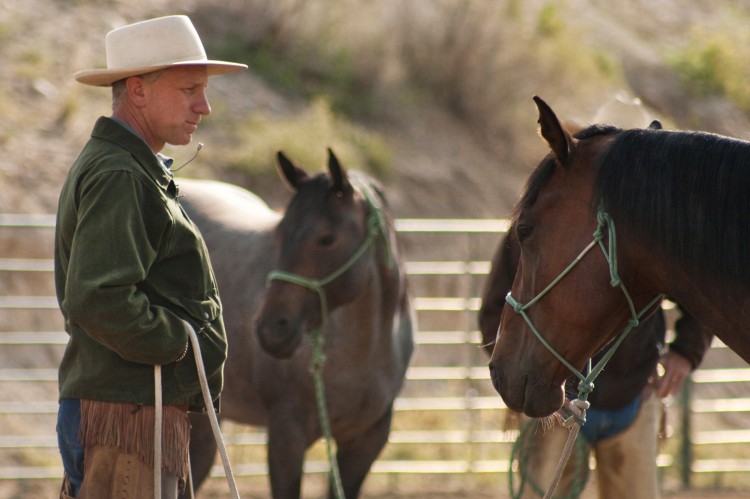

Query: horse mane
[348,171,402,268]
[596,128,750,285]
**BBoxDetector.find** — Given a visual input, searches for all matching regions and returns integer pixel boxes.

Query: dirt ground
[2,478,746,499]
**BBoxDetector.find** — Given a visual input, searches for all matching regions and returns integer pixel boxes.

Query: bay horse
[489,96,750,418]
[177,149,414,498]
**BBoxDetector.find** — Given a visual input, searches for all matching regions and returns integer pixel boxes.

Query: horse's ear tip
[648,120,663,130]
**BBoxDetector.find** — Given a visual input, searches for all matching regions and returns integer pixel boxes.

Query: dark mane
[511,124,621,223]
[596,128,750,285]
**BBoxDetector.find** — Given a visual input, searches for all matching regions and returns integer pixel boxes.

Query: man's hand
[654,351,692,398]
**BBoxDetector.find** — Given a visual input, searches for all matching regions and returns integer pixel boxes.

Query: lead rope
[154,365,162,498]
[154,324,241,499]
[505,205,664,499]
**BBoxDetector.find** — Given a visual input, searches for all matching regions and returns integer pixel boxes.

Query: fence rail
[1,214,749,495]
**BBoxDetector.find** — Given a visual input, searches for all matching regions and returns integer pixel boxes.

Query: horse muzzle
[489,353,565,418]
[255,313,304,359]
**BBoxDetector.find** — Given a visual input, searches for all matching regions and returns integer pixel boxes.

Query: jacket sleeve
[62,169,191,365]
[668,302,714,369]
[478,228,520,356]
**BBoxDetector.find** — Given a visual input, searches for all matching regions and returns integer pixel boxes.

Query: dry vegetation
[4,0,750,498]
[5,0,750,217]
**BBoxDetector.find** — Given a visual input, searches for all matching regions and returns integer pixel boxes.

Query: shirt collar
[110,116,174,177]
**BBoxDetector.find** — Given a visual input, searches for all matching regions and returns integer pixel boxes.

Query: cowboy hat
[74,15,247,86]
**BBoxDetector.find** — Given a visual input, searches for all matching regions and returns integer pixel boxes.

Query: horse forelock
[596,128,750,285]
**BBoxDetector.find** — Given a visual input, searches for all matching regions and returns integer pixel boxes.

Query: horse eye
[318,234,336,247]
[516,224,534,242]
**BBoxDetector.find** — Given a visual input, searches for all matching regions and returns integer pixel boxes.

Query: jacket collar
[91,117,174,192]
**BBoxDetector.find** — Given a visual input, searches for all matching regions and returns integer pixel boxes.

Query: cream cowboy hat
[75,15,247,86]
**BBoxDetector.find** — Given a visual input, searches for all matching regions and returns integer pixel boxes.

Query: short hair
[111,69,169,110]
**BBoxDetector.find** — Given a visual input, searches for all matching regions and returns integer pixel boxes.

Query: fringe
[79,399,190,481]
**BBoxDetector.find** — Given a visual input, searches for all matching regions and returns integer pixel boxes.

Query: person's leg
[78,444,180,499]
[57,399,84,497]
[593,394,660,499]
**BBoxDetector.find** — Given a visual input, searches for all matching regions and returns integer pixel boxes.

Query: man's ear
[125,76,147,107]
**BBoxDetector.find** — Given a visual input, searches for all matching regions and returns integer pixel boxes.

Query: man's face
[140,66,211,148]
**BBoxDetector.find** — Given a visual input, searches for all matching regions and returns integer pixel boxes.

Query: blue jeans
[580,394,642,444]
[57,399,84,496]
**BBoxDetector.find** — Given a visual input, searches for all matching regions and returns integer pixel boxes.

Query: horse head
[488,97,660,418]
[255,148,383,358]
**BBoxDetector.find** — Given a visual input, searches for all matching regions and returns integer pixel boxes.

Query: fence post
[679,374,693,488]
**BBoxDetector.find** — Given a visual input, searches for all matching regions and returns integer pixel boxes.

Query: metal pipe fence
[1,214,749,495]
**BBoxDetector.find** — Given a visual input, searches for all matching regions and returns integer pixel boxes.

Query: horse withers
[490,96,750,418]
[177,149,415,498]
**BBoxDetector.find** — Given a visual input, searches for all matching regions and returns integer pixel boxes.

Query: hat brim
[74,60,248,87]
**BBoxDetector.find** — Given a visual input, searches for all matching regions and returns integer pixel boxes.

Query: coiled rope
[509,419,589,499]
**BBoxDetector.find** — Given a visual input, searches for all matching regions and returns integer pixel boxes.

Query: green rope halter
[265,178,390,499]
[505,204,664,421]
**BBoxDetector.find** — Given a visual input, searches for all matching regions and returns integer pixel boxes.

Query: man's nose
[196,91,211,116]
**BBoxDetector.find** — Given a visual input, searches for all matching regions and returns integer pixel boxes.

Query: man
[479,227,713,498]
[55,15,246,498]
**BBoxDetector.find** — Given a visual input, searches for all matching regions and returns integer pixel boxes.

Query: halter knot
[308,329,327,374]
[506,292,524,312]
[576,379,594,397]
[564,398,591,427]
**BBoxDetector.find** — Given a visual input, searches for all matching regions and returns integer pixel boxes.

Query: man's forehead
[161,66,209,84]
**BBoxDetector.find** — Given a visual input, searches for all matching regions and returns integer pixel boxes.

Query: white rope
[186,323,241,499]
[154,364,163,498]
[542,399,590,499]
[154,323,240,499]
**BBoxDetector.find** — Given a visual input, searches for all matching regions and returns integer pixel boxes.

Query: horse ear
[275,151,309,192]
[648,119,663,130]
[327,148,353,195]
[533,95,574,166]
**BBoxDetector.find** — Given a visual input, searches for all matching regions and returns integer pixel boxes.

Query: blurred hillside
[3,0,750,219]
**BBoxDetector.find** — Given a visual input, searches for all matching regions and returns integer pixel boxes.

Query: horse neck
[624,237,750,362]
[662,269,750,362]
[329,230,406,349]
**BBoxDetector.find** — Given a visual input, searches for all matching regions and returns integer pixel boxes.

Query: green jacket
[55,117,227,409]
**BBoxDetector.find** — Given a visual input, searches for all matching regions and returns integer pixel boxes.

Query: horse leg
[178,412,218,499]
[332,405,394,499]
[267,415,307,499]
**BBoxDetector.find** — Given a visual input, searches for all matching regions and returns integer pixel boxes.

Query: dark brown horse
[177,149,414,498]
[489,96,750,418]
